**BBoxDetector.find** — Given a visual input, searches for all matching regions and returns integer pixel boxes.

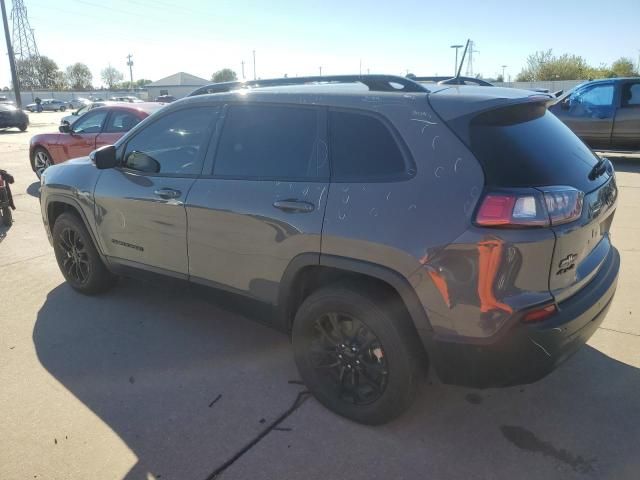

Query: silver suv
[39,75,619,424]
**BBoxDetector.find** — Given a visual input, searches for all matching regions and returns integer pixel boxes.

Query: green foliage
[66,63,93,90]
[517,50,639,81]
[16,55,59,88]
[211,68,238,83]
[101,66,124,89]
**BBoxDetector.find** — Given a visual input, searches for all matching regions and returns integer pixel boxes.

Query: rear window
[214,105,320,179]
[329,110,407,180]
[469,103,602,192]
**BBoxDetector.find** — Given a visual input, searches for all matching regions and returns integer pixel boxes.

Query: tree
[611,57,638,77]
[516,50,589,81]
[135,79,153,87]
[211,68,237,83]
[37,56,59,88]
[14,55,60,89]
[66,63,93,90]
[52,70,68,90]
[496,74,504,83]
[101,65,124,89]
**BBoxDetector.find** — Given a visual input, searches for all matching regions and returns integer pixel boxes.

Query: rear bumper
[429,246,619,388]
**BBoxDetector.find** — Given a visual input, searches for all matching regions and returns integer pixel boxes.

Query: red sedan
[29,103,164,178]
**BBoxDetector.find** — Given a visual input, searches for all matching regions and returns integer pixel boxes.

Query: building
[146,72,209,100]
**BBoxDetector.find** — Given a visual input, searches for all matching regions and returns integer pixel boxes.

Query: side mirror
[59,123,71,133]
[124,151,160,173]
[72,111,78,116]
[91,145,118,170]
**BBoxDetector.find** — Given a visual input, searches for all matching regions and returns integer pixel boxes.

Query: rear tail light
[475,187,583,228]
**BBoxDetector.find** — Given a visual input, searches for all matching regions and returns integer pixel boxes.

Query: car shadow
[611,158,640,174]
[33,278,640,479]
[0,129,23,134]
[26,181,40,198]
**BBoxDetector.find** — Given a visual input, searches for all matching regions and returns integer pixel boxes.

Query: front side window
[329,110,407,180]
[122,107,217,175]
[573,84,614,107]
[213,104,319,179]
[104,110,142,133]
[72,110,108,134]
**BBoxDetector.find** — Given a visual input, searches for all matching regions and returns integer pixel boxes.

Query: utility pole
[359,59,362,76]
[319,66,322,76]
[450,44,463,76]
[252,50,256,80]
[126,53,134,92]
[501,65,507,83]
[241,60,245,80]
[1,0,20,107]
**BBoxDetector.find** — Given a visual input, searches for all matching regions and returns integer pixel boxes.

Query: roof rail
[412,76,493,87]
[188,74,429,97]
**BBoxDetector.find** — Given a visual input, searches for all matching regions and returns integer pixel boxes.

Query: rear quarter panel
[320,95,485,334]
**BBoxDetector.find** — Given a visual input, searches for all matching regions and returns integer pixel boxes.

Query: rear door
[559,82,615,149]
[59,109,109,160]
[611,80,640,150]
[186,103,329,304]
[93,106,218,276]
[96,108,145,148]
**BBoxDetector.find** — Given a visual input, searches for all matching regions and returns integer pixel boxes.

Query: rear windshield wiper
[589,157,609,180]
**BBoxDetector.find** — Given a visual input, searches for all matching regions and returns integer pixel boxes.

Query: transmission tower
[465,40,479,77]
[11,0,40,88]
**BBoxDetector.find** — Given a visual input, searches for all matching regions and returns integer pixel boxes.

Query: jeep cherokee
[39,75,619,424]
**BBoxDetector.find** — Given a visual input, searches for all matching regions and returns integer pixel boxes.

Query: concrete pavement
[0,112,639,480]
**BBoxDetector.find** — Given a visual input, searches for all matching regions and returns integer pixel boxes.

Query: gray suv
[39,75,619,424]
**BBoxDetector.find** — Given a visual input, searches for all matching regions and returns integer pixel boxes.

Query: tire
[32,147,52,179]
[52,212,116,294]
[59,106,66,112]
[292,283,424,425]
[1,206,12,226]
[18,124,27,132]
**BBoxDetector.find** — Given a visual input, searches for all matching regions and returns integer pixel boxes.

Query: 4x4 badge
[557,253,578,275]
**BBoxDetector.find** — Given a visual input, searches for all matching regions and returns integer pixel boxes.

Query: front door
[186,104,329,304]
[561,82,615,149]
[59,109,108,161]
[93,106,219,276]
[611,81,640,150]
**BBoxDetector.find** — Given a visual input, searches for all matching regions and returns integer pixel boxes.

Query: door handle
[154,188,181,199]
[273,200,315,213]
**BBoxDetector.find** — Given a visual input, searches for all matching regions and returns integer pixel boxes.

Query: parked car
[110,96,144,103]
[154,95,176,103]
[0,104,29,131]
[38,75,619,424]
[0,95,15,105]
[60,101,125,126]
[550,77,640,151]
[30,103,163,178]
[67,97,91,109]
[25,99,69,112]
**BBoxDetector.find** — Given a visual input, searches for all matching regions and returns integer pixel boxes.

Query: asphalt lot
[0,111,639,480]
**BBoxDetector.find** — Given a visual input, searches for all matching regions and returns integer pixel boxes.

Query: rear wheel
[32,147,52,179]
[52,212,116,294]
[292,283,424,424]
[1,206,12,226]
[59,106,66,112]
[18,124,27,132]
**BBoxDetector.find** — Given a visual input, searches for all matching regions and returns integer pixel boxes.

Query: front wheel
[292,284,424,425]
[18,124,27,132]
[1,206,12,226]
[59,106,66,112]
[52,212,116,294]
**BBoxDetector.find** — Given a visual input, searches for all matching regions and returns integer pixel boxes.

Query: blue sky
[2,0,639,87]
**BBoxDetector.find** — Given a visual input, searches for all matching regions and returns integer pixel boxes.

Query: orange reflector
[523,304,557,323]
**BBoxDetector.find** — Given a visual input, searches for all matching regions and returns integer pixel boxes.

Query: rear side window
[214,105,319,179]
[468,103,602,191]
[329,110,407,180]
[104,110,141,133]
[622,83,640,107]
